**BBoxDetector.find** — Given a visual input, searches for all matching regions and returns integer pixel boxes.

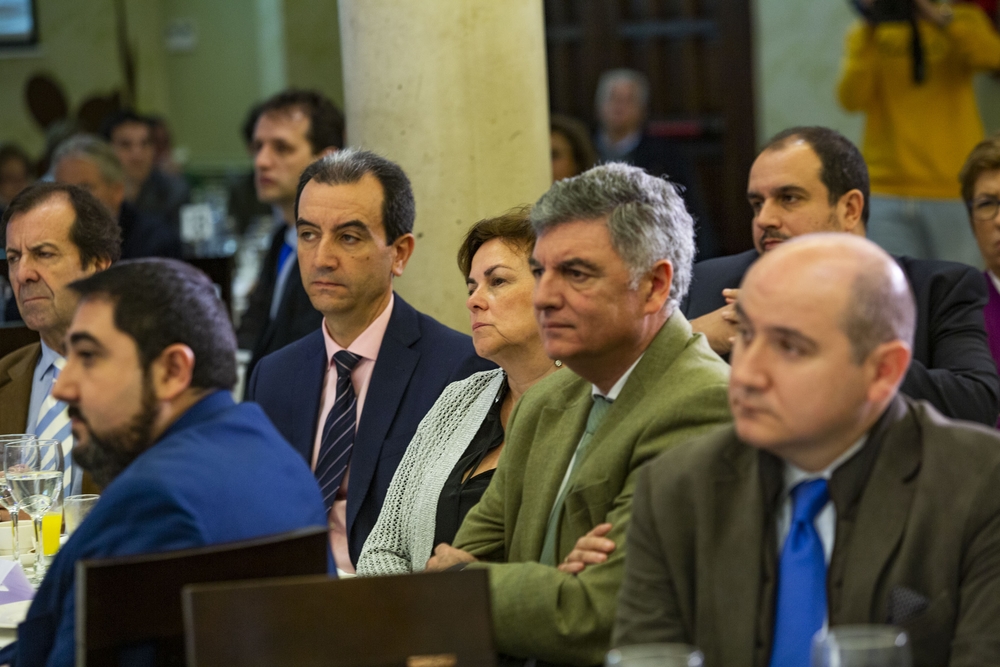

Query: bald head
[730,234,916,471]
[746,234,915,363]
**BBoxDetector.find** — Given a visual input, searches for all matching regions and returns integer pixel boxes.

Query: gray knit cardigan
[356,368,505,576]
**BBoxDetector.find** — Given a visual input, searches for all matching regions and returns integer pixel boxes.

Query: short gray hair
[52,134,124,186]
[595,69,650,114]
[530,162,695,311]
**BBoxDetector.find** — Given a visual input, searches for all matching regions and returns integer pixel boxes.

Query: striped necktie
[315,350,362,512]
[36,357,73,490]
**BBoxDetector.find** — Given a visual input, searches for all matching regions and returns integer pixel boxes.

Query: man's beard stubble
[70,377,159,489]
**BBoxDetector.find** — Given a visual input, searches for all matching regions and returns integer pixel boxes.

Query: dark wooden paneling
[544,0,756,254]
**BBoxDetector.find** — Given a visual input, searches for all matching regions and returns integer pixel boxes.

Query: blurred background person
[839,0,1000,266]
[52,134,182,260]
[102,109,190,235]
[962,132,1000,407]
[236,89,343,376]
[0,143,36,215]
[594,68,717,260]
[550,114,597,182]
[358,207,561,576]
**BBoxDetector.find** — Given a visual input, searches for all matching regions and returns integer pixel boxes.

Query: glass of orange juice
[42,509,62,556]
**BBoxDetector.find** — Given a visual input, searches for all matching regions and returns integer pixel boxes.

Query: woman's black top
[433,381,507,547]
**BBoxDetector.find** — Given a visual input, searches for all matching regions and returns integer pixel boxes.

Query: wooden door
[545,0,757,254]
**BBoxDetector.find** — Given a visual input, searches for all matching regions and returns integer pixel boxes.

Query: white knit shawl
[356,368,506,576]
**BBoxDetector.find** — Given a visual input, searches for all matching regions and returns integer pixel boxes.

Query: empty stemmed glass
[812,626,912,667]
[0,434,37,565]
[4,439,64,584]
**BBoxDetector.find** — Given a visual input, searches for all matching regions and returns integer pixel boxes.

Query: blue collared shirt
[27,340,82,496]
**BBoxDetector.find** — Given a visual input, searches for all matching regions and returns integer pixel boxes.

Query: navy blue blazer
[1,391,328,667]
[245,294,495,566]
[682,249,1000,426]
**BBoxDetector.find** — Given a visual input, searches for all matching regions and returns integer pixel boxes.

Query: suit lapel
[515,389,591,559]
[0,344,39,434]
[346,296,420,532]
[288,331,327,461]
[835,398,920,622]
[709,443,771,667]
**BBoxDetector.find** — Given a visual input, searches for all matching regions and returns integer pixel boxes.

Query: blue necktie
[315,351,362,512]
[769,478,830,667]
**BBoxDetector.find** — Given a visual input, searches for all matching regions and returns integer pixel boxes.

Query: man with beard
[682,126,1000,426]
[0,259,328,667]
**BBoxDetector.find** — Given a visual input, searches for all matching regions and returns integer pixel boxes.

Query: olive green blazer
[453,312,732,666]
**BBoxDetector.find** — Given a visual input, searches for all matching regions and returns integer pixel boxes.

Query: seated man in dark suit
[0,259,328,667]
[612,234,1000,667]
[52,135,183,260]
[245,148,492,575]
[237,90,343,377]
[682,126,1000,425]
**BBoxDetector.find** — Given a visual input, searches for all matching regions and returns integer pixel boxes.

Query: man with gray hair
[594,69,716,258]
[52,134,181,260]
[426,163,732,666]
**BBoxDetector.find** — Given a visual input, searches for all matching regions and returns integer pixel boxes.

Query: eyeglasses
[969,196,1000,222]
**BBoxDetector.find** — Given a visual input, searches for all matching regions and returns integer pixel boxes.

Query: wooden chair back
[76,526,329,667]
[183,570,496,667]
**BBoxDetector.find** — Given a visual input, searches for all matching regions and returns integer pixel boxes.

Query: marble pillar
[338,0,551,332]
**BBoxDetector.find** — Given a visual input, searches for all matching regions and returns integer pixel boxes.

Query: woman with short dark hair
[357,206,562,575]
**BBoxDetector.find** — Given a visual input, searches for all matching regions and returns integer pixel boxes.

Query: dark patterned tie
[315,350,362,511]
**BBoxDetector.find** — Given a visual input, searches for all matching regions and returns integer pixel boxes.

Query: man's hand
[426,543,477,571]
[690,289,740,356]
[557,523,616,575]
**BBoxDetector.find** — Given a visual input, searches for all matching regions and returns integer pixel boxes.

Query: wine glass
[605,643,705,667]
[0,434,37,564]
[812,626,912,667]
[5,439,64,584]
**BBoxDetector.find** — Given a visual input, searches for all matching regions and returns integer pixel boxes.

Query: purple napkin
[0,560,35,603]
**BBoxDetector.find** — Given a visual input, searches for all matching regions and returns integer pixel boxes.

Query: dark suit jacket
[0,391,329,667]
[613,395,1000,667]
[0,342,39,434]
[245,294,494,566]
[682,249,1000,425]
[237,223,322,378]
[118,201,183,260]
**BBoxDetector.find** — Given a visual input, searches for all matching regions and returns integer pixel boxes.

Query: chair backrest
[76,525,329,667]
[182,570,496,667]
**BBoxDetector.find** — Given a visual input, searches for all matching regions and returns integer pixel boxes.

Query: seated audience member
[102,110,190,233]
[551,115,597,182]
[961,133,1000,402]
[684,126,1000,426]
[246,149,492,575]
[237,90,343,376]
[51,135,182,260]
[0,143,36,214]
[594,69,717,260]
[0,259,328,667]
[425,163,732,666]
[1,183,120,495]
[357,207,561,576]
[612,234,1000,667]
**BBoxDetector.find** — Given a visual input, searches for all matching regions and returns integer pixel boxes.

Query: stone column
[338,0,551,332]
